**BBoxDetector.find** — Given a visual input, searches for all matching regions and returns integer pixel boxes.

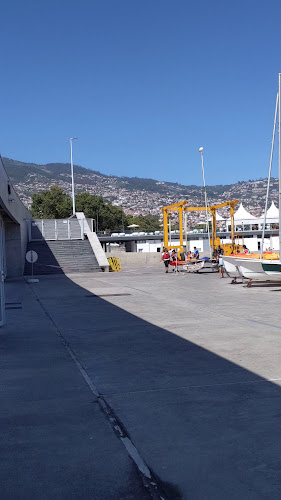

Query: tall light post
[199,147,211,257]
[70,137,78,215]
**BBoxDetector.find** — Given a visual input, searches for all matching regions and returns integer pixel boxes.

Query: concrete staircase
[24,240,102,275]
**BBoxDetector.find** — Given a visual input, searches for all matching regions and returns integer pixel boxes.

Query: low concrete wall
[105,252,161,268]
[105,251,212,269]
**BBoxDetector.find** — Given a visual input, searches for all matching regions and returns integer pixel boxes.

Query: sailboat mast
[260,92,278,259]
[199,147,211,257]
[279,73,281,255]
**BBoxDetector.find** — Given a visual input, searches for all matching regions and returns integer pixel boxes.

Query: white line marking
[27,283,166,499]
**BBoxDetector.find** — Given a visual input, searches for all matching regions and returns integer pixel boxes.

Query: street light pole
[70,137,78,215]
[199,147,211,257]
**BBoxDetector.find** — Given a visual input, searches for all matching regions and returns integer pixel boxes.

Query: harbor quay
[2,265,281,499]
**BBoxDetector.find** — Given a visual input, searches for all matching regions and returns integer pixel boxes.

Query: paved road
[2,267,281,498]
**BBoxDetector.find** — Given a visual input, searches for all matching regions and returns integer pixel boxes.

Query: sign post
[26,250,39,283]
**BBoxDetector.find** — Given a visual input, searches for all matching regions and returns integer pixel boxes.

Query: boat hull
[222,257,240,278]
[223,254,281,281]
[238,260,281,282]
[169,260,205,272]
[223,256,281,282]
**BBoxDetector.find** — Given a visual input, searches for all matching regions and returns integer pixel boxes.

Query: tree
[99,204,125,232]
[31,186,72,219]
[75,192,126,231]
[75,192,104,218]
[126,214,160,232]
[30,187,160,232]
[193,222,211,230]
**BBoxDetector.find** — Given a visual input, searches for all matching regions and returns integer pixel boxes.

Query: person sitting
[193,247,199,259]
[180,252,186,261]
[187,251,192,261]
[243,244,249,254]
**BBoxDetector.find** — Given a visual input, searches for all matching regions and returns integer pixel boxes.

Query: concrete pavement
[2,266,281,498]
[1,278,151,499]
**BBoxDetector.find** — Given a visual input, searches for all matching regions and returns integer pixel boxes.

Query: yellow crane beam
[162,200,188,211]
[161,199,239,256]
[161,200,188,251]
[184,200,239,252]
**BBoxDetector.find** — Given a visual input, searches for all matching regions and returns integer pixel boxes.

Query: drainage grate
[85,293,131,298]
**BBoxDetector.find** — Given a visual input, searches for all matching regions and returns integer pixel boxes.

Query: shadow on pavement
[2,272,281,499]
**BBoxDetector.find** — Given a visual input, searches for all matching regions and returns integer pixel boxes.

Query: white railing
[29,219,85,241]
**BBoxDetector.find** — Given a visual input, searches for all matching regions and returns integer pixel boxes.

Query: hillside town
[4,158,279,227]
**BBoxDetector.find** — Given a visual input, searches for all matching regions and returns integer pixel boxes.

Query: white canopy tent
[259,201,279,220]
[233,203,258,222]
[216,212,226,221]
[225,203,258,231]
[204,212,226,222]
[258,201,279,228]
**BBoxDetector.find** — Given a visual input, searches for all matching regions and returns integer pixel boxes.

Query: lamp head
[70,137,78,141]
[199,147,204,153]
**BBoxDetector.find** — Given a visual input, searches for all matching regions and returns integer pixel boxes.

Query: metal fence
[29,219,86,241]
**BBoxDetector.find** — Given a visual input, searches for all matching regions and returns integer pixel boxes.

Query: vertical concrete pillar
[125,240,137,252]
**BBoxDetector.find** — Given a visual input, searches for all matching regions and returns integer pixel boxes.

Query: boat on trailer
[169,259,205,273]
[223,252,279,282]
[223,256,241,280]
[224,73,281,285]
[223,255,281,283]
[238,259,281,282]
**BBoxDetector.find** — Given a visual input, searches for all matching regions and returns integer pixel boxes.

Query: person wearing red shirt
[161,248,171,273]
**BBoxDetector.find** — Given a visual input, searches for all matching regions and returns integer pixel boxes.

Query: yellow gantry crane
[161,199,240,256]
[161,200,188,253]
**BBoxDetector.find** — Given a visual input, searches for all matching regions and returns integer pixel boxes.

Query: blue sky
[1,0,281,186]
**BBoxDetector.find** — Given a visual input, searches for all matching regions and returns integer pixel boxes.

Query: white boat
[182,260,205,273]
[170,259,205,273]
[222,256,241,279]
[223,254,280,282]
[237,259,281,282]
[231,73,281,285]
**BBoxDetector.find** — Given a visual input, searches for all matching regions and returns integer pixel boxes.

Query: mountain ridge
[2,157,234,191]
[2,157,278,218]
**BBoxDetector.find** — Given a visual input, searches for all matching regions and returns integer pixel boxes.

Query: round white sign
[26,250,38,263]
